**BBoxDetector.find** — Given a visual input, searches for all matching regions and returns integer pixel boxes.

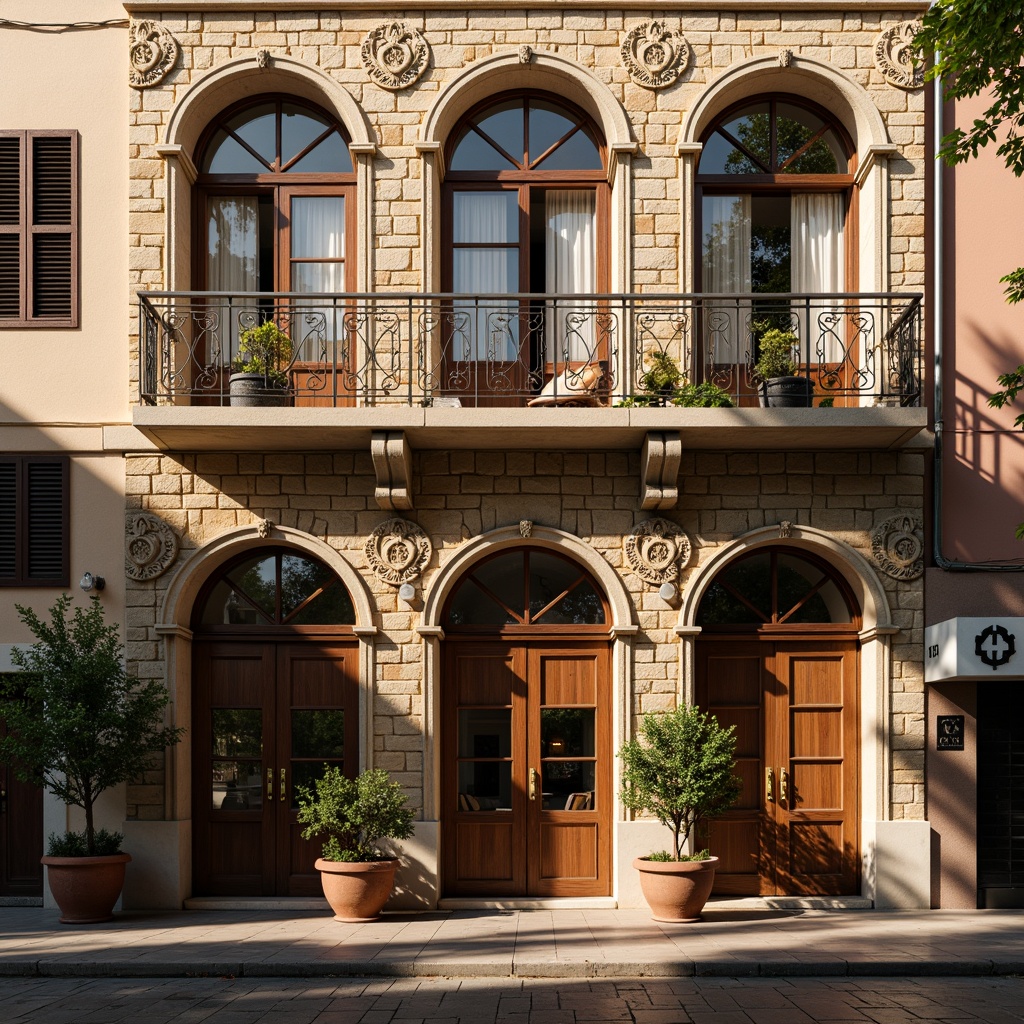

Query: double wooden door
[697,637,859,896]
[192,639,358,896]
[0,721,42,898]
[442,641,612,897]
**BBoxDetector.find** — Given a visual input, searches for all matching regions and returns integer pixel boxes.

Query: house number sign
[936,715,964,751]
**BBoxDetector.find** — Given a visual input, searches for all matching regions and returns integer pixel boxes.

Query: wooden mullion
[777,123,832,173]
[715,125,772,175]
[280,124,337,173]
[527,123,584,171]
[470,124,523,172]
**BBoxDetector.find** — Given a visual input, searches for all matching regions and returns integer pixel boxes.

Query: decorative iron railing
[137,291,922,408]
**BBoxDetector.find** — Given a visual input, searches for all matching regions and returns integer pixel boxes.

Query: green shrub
[754,327,800,380]
[47,829,124,857]
[671,382,734,408]
[233,320,293,388]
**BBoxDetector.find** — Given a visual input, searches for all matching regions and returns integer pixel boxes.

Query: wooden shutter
[0,456,69,586]
[0,131,77,327]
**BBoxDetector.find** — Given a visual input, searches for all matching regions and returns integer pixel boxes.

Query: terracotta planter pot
[315,857,398,922]
[41,853,131,924]
[633,855,718,922]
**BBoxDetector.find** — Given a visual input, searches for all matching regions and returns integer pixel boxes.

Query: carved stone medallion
[128,20,179,89]
[874,21,923,90]
[365,518,432,586]
[361,22,430,91]
[625,518,692,586]
[871,511,924,581]
[125,512,179,581]
[620,21,690,90]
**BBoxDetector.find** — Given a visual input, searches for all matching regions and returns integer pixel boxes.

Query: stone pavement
[1,904,1023,980]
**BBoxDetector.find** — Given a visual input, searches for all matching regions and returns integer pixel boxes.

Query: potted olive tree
[0,596,183,923]
[297,765,415,922]
[754,326,814,407]
[620,703,741,922]
[229,319,294,406]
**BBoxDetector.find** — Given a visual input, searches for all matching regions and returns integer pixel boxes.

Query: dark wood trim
[0,454,69,588]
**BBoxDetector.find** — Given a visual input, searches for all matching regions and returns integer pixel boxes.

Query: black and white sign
[936,715,965,751]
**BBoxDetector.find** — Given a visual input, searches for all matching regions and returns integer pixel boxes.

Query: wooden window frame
[0,455,70,588]
[0,130,79,329]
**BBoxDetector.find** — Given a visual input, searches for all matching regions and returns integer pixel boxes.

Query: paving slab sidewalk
[1,905,1022,980]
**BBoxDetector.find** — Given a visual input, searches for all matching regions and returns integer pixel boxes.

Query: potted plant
[754,326,813,407]
[229,319,294,406]
[620,703,741,922]
[618,350,734,408]
[297,765,415,922]
[0,596,183,923]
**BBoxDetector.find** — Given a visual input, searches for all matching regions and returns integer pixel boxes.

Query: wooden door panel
[540,821,599,881]
[456,821,516,881]
[0,751,43,897]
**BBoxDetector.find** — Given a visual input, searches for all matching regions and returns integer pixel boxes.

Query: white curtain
[545,190,596,363]
[452,192,518,361]
[207,197,258,357]
[791,193,844,362]
[702,194,751,364]
[291,196,346,349]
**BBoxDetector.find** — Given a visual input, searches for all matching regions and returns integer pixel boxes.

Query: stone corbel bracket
[371,430,413,510]
[640,430,681,510]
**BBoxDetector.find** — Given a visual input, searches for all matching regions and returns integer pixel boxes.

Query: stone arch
[676,54,898,294]
[158,56,376,291]
[415,50,638,294]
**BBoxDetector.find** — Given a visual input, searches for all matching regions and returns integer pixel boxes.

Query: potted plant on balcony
[754,326,814,407]
[229,319,294,407]
[620,703,741,922]
[0,596,183,923]
[297,765,415,922]
[618,351,734,408]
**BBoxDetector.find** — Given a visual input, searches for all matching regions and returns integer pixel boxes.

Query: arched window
[442,93,609,402]
[697,96,855,367]
[444,548,608,630]
[696,547,858,629]
[195,97,355,296]
[194,547,356,628]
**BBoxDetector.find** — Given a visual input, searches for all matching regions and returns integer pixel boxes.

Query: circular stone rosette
[125,512,180,581]
[365,518,432,586]
[361,21,430,91]
[620,21,690,90]
[871,512,924,580]
[128,20,179,89]
[874,21,923,90]
[625,518,693,586]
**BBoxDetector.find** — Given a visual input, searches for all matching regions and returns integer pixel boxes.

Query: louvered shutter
[0,456,69,586]
[0,132,77,327]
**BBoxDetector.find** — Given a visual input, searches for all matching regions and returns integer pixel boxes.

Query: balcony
[134,291,925,453]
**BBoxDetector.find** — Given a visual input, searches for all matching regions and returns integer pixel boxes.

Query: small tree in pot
[754,326,813,407]
[297,765,415,922]
[230,319,294,406]
[0,596,183,923]
[620,703,741,921]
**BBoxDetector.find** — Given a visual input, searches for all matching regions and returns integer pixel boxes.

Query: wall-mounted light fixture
[79,572,106,593]
[398,583,416,603]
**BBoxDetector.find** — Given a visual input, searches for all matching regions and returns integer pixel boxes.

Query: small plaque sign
[937,715,965,750]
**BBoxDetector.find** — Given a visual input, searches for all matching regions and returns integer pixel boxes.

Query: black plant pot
[229,372,293,407]
[759,375,814,408]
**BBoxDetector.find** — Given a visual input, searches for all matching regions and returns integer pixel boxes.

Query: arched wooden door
[695,548,861,896]
[191,548,359,896]
[441,548,613,897]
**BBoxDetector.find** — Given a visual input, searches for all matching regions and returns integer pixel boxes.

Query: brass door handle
[279,767,287,802]
[779,767,789,803]
[266,769,273,801]
[766,766,775,803]
[529,767,538,801]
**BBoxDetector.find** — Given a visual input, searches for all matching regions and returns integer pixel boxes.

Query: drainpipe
[930,30,1024,572]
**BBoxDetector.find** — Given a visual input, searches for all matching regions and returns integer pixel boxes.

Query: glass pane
[449,126,517,171]
[291,197,345,258]
[226,102,277,163]
[292,709,345,758]
[541,708,594,757]
[776,553,851,623]
[447,577,518,626]
[199,580,270,625]
[696,581,764,626]
[458,709,512,758]
[751,195,791,293]
[541,761,595,810]
[203,129,270,174]
[227,555,277,617]
[281,103,330,163]
[529,552,605,624]
[697,553,772,625]
[212,760,262,810]
[476,101,524,157]
[471,552,526,619]
[535,127,602,171]
[784,130,845,174]
[291,760,343,809]
[722,104,771,167]
[775,105,821,168]
[529,102,584,164]
[699,132,761,175]
[289,583,356,625]
[457,761,512,810]
[289,131,353,173]
[280,553,333,614]
[452,192,519,244]
[212,708,262,757]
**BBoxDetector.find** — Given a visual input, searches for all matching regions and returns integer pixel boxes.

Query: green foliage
[233,320,294,388]
[754,327,800,380]
[619,703,742,861]
[47,829,124,857]
[0,596,183,856]
[646,848,711,863]
[671,382,734,408]
[297,765,415,862]
[617,350,733,408]
[639,350,683,396]
[915,1,1024,306]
